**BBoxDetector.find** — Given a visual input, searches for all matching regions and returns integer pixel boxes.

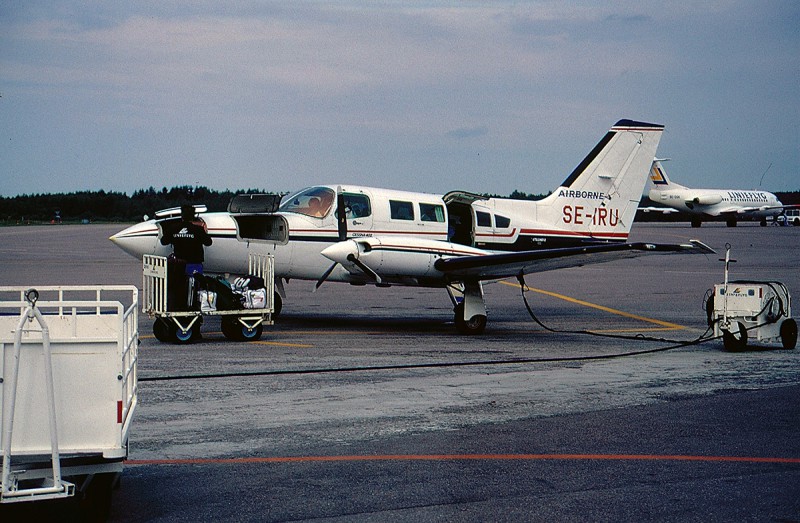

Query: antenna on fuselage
[759,162,772,187]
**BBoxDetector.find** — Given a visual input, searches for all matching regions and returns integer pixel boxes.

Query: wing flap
[434,240,714,280]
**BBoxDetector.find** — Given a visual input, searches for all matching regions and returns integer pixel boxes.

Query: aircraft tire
[273,292,283,318]
[780,319,797,350]
[454,303,487,335]
[722,322,748,352]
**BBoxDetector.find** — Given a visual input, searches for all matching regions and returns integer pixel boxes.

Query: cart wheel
[221,316,240,341]
[153,318,171,342]
[240,323,263,342]
[722,322,748,352]
[170,322,200,345]
[780,319,797,350]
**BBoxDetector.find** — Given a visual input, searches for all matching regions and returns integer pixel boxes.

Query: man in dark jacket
[160,205,213,276]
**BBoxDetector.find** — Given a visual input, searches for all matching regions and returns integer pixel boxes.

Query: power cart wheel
[722,322,748,352]
[780,319,797,350]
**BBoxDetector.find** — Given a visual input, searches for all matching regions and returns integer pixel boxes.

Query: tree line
[0,186,269,224]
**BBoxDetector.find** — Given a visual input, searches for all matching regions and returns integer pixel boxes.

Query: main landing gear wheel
[722,321,748,352]
[780,318,798,350]
[221,316,263,342]
[454,302,487,335]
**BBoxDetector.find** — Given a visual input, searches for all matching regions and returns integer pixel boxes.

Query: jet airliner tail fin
[648,158,687,190]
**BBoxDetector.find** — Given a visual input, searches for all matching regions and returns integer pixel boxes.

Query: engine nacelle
[688,193,723,206]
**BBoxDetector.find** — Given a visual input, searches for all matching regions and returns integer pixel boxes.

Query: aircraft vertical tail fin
[647,158,686,190]
[537,119,664,241]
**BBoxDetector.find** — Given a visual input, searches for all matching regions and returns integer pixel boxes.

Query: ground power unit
[707,245,797,352]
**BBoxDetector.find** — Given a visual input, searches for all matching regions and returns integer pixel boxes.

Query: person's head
[181,205,195,222]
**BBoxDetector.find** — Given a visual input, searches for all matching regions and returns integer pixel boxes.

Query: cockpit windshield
[278,187,335,218]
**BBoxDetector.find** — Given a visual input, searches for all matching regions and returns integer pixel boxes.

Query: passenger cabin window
[476,211,492,228]
[495,215,511,228]
[278,187,335,218]
[390,200,414,220]
[420,203,445,222]
[343,193,371,218]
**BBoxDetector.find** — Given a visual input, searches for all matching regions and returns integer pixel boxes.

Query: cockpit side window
[343,193,372,218]
[278,187,335,218]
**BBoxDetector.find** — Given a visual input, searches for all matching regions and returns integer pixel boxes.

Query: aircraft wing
[716,203,800,216]
[434,240,714,281]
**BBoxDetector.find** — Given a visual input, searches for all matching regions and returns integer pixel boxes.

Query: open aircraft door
[443,191,489,247]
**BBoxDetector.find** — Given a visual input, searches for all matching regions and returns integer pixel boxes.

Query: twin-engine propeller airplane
[639,159,796,227]
[111,119,713,334]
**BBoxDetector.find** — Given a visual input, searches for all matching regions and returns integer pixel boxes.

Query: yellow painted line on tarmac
[500,280,686,332]
[254,340,314,348]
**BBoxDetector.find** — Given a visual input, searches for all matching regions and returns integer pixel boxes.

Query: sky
[2,1,799,198]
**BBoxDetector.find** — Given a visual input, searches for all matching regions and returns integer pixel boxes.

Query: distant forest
[1,186,798,225]
[0,186,269,224]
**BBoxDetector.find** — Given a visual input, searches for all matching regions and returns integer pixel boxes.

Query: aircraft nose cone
[320,240,358,264]
[109,222,160,259]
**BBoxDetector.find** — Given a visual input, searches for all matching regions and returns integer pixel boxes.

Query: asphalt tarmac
[1,222,798,522]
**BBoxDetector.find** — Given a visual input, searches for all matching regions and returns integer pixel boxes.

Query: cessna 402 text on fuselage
[110,119,713,334]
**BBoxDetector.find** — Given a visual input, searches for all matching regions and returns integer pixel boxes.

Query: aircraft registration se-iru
[111,119,713,334]
[639,159,797,227]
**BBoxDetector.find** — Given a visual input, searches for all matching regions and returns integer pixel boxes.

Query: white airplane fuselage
[648,186,782,218]
[112,183,639,287]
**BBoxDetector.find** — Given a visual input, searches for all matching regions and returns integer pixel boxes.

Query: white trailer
[0,285,138,516]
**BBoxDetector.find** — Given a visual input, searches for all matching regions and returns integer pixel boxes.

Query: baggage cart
[0,285,138,516]
[142,253,275,343]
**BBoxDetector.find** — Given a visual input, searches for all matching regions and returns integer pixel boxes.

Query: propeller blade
[336,186,347,242]
[314,262,339,292]
[346,254,382,284]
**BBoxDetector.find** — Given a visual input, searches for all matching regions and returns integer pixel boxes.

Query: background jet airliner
[111,119,712,334]
[640,159,796,227]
